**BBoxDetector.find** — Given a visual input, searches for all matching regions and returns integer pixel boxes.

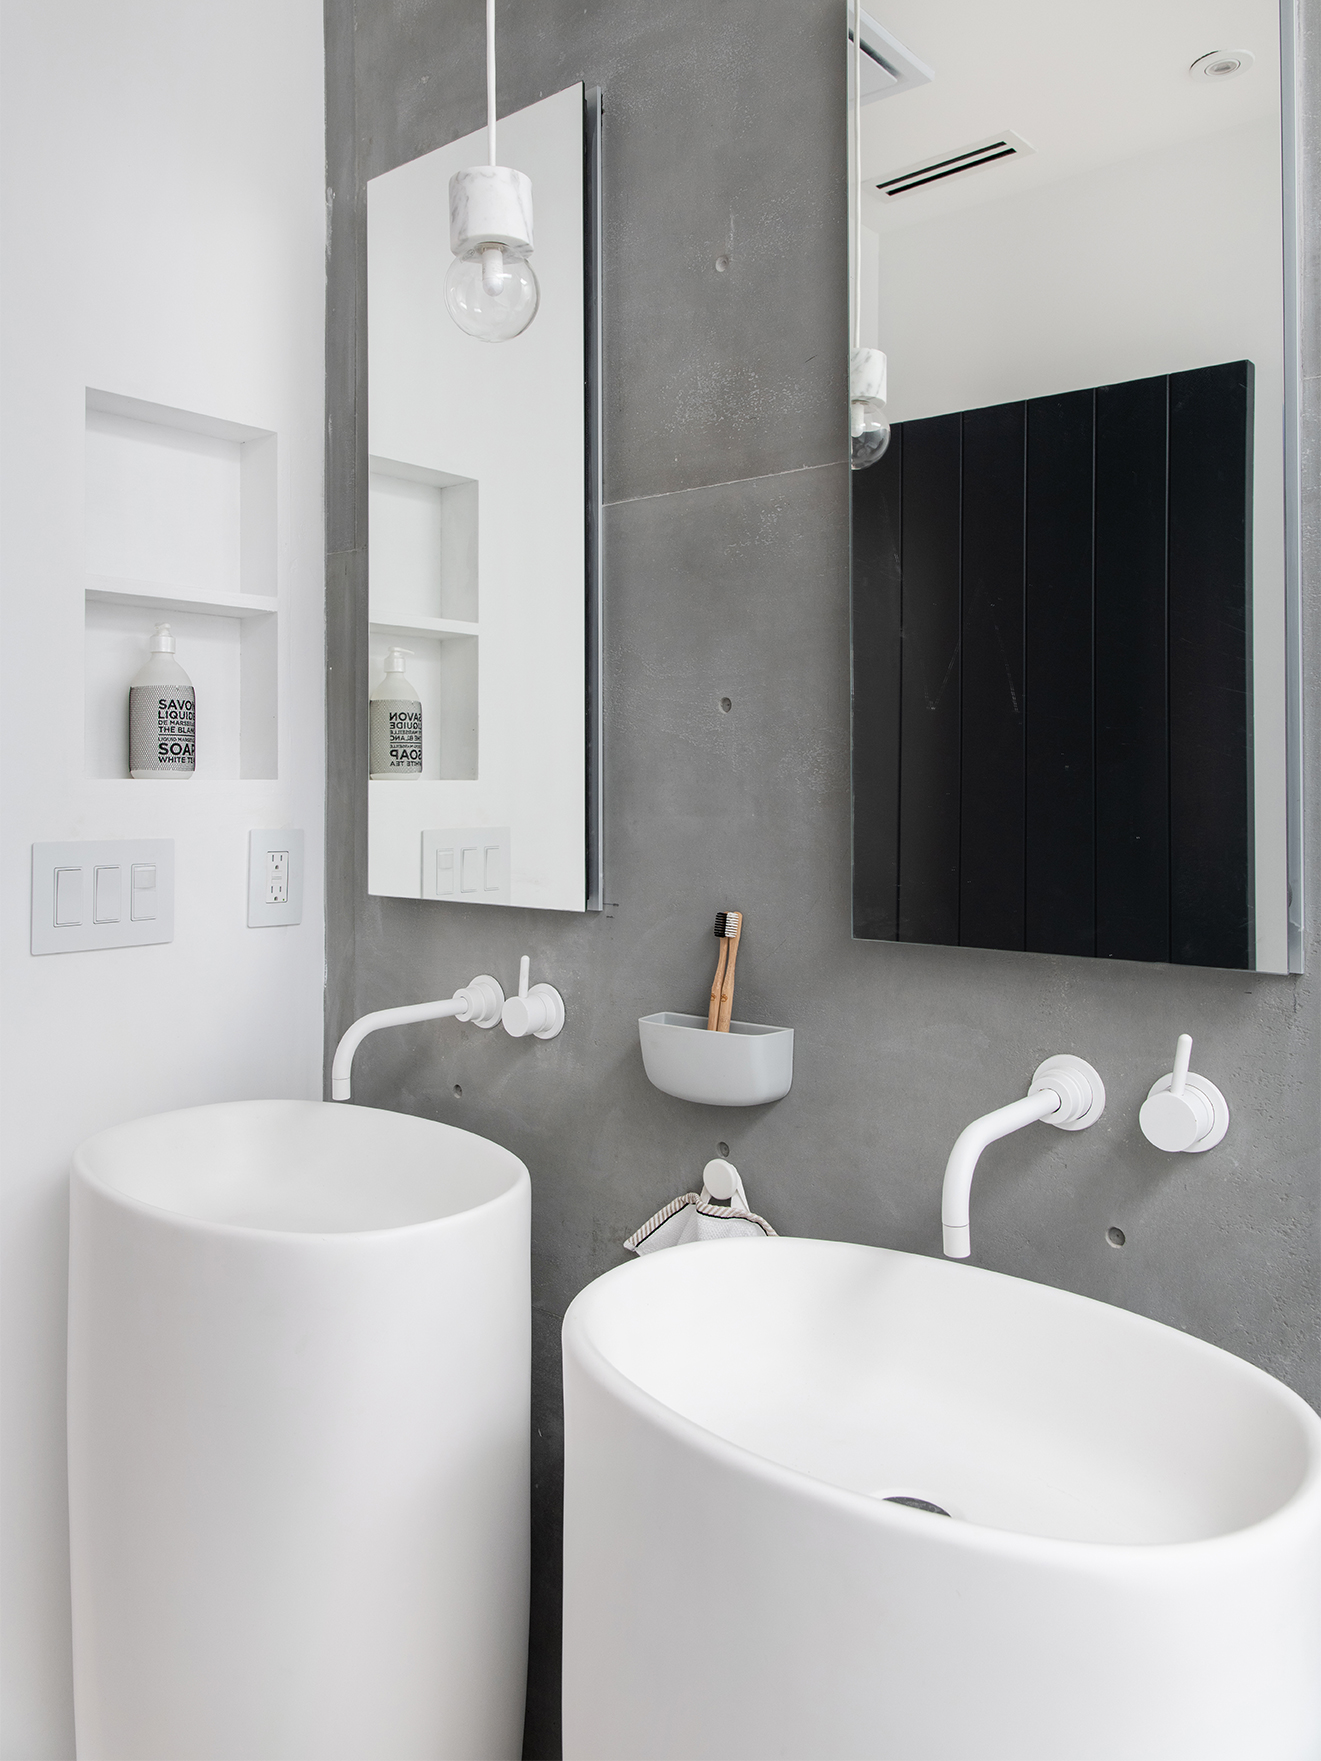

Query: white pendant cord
[486,0,497,166]
[852,0,863,352]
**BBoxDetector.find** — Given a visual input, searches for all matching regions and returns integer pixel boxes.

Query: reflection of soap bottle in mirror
[370,647,423,778]
[129,623,195,778]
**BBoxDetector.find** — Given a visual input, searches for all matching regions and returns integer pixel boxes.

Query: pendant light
[444,0,540,342]
[849,0,890,468]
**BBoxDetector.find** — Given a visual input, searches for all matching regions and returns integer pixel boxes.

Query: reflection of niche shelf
[368,457,479,782]
[83,389,279,781]
[370,616,478,642]
[367,623,477,781]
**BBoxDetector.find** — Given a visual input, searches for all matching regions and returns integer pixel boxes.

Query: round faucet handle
[501,982,565,1040]
[1140,1057,1228,1153]
[1140,1086,1214,1153]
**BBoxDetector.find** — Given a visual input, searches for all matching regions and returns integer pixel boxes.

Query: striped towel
[624,1192,777,1256]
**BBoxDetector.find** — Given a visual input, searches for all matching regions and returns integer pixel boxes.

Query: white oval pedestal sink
[562,1237,1321,1761]
[68,1100,530,1761]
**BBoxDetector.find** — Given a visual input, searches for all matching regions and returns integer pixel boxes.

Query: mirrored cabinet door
[367,84,601,912]
[849,1,1301,973]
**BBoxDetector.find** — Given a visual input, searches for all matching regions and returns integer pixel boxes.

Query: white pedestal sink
[562,1237,1321,1761]
[68,1100,530,1761]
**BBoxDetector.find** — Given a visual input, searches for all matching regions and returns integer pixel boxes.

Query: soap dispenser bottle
[369,648,423,778]
[129,623,196,778]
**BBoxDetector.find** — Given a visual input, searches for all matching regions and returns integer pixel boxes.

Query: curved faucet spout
[331,998,464,1101]
[941,1090,1061,1259]
[331,974,506,1100]
[939,1055,1105,1260]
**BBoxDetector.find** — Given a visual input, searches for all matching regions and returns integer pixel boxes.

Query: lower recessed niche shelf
[84,584,277,781]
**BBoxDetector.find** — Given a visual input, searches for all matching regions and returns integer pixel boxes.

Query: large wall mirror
[850,1,1302,973]
[367,84,601,912]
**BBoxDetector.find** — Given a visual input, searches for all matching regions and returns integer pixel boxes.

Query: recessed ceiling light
[1189,48,1255,82]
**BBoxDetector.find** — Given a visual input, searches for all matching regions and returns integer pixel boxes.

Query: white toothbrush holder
[638,1012,794,1107]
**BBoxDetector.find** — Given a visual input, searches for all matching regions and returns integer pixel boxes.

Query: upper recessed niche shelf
[85,388,277,606]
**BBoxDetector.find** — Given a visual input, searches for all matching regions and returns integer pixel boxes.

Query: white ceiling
[860,0,1281,233]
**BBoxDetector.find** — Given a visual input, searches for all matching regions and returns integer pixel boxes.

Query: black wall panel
[897,414,962,945]
[1168,362,1254,970]
[1095,375,1170,962]
[851,429,903,939]
[1025,390,1096,957]
[852,362,1254,969]
[959,401,1026,951]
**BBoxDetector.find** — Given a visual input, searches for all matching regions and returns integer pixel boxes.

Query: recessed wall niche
[83,388,278,779]
[368,457,479,783]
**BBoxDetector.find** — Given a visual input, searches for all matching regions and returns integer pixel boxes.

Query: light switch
[131,864,157,921]
[247,830,303,927]
[54,868,83,926]
[420,828,511,905]
[32,841,172,954]
[94,866,122,923]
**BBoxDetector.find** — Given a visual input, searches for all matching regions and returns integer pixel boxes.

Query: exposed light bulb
[851,399,891,469]
[850,346,890,470]
[444,0,540,343]
[445,241,539,342]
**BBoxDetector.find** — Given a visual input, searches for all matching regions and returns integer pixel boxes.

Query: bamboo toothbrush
[707,912,731,1030]
[715,910,743,1033]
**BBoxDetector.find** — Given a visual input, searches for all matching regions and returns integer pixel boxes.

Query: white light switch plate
[248,829,303,927]
[421,827,511,904]
[31,840,174,954]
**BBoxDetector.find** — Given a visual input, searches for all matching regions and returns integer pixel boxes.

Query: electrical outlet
[248,830,303,927]
[265,849,289,905]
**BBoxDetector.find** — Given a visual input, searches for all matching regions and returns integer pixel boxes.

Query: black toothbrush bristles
[714,912,727,937]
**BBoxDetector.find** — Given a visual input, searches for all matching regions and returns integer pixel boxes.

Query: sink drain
[882,1494,952,1517]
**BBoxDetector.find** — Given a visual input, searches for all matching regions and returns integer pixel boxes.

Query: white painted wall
[870,117,1288,972]
[0,5,326,1754]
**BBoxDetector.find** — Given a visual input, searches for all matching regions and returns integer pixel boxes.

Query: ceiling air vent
[850,10,935,103]
[875,131,1035,199]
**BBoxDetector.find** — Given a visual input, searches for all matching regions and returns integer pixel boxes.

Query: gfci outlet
[265,849,289,905]
[248,830,303,927]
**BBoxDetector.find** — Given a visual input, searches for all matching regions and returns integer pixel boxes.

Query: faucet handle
[1139,1035,1229,1153]
[501,955,565,1040]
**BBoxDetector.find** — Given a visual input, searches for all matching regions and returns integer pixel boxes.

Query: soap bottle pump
[129,623,196,778]
[369,647,423,778]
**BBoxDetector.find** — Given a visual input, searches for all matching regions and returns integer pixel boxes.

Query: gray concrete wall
[324,5,1321,1754]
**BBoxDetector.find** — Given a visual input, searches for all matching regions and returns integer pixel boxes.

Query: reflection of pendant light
[849,0,890,468]
[444,0,540,342]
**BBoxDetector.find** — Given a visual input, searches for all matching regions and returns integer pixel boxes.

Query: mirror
[849,1,1301,972]
[367,84,601,911]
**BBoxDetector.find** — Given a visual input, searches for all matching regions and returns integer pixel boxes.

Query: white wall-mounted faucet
[1139,1034,1230,1152]
[501,955,565,1039]
[941,1055,1105,1259]
[330,974,504,1100]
